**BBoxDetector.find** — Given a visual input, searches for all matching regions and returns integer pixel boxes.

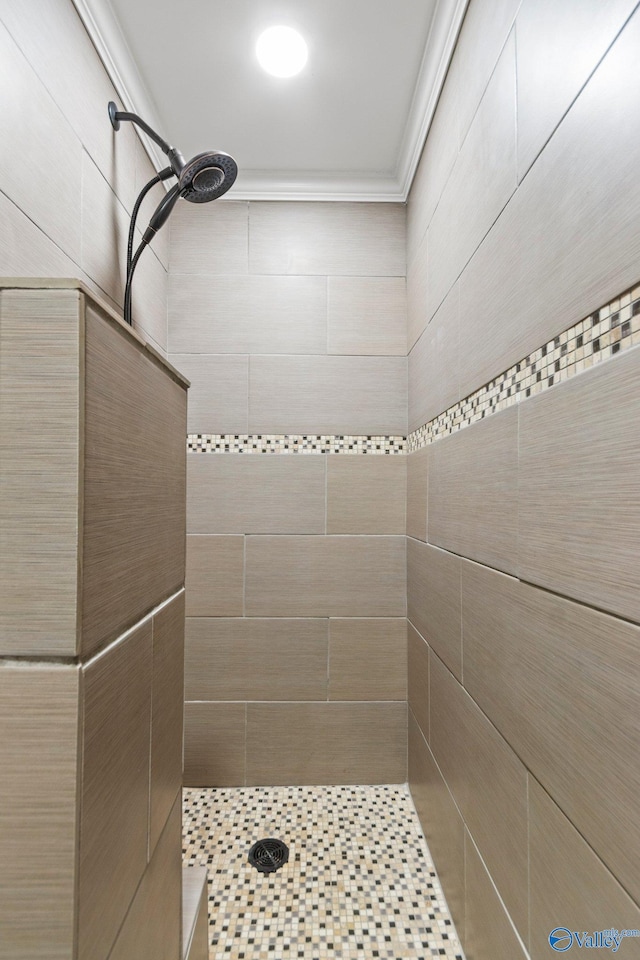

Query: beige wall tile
[407,540,462,680]
[459,9,640,396]
[80,152,129,308]
[426,34,517,320]
[168,275,327,354]
[185,536,244,617]
[183,702,246,786]
[185,618,328,701]
[328,618,406,701]
[188,454,326,534]
[428,406,518,575]
[327,455,406,535]
[0,190,78,279]
[183,867,209,960]
[170,200,248,275]
[406,447,428,542]
[529,777,640,960]
[430,653,528,939]
[408,713,464,937]
[406,230,429,350]
[327,277,406,356]
[78,621,153,960]
[108,790,182,960]
[519,347,640,623]
[248,201,405,276]
[408,285,459,431]
[81,305,186,656]
[462,560,640,906]
[149,593,185,856]
[0,664,80,960]
[464,833,528,960]
[516,0,637,179]
[130,241,168,351]
[245,536,406,618]
[246,702,407,785]
[169,354,248,434]
[249,355,407,435]
[407,624,429,741]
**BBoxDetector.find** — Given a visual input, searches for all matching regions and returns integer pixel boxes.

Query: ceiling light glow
[256,26,308,78]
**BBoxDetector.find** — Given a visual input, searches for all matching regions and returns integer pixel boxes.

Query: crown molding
[72,0,468,202]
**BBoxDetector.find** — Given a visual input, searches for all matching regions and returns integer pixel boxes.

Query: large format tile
[516,0,637,178]
[328,618,407,701]
[169,200,248,275]
[168,275,327,354]
[408,284,459,430]
[428,407,518,574]
[169,354,249,435]
[327,277,406,355]
[78,622,153,960]
[0,191,78,279]
[245,536,406,618]
[408,713,465,938]
[529,777,640,960]
[80,152,128,307]
[406,447,428,542]
[183,702,246,787]
[130,240,168,351]
[518,346,640,623]
[185,618,328,701]
[406,230,429,350]
[407,624,429,741]
[327,455,406,534]
[187,454,326,534]
[246,702,407,785]
[248,355,407,435]
[464,834,528,960]
[0,664,80,960]
[248,202,405,276]
[407,540,462,680]
[459,9,640,396]
[429,654,528,939]
[185,536,244,617]
[149,593,185,856]
[462,560,640,906]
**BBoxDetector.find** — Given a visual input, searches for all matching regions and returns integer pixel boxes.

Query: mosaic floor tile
[183,784,465,960]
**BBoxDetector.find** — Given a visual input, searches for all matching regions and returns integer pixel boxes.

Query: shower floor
[182,784,464,960]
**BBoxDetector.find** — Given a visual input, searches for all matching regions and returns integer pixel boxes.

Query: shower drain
[248,838,289,874]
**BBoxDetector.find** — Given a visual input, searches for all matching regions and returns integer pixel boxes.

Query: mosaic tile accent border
[183,784,465,960]
[187,434,407,454]
[408,282,640,451]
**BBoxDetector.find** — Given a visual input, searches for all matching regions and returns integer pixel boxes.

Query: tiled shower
[1,0,640,958]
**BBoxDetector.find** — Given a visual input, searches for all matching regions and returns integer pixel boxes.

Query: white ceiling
[75,0,468,200]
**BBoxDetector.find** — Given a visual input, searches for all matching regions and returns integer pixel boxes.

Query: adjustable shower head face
[179,151,238,203]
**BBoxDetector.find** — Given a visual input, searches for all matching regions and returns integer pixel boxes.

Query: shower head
[179,151,238,203]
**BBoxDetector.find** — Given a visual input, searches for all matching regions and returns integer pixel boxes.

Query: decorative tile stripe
[408,282,640,451]
[187,434,407,454]
[183,784,465,960]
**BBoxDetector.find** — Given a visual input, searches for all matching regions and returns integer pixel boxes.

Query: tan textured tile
[185,536,244,617]
[246,702,407,785]
[327,455,406,534]
[328,618,406,701]
[169,354,248,435]
[518,346,640,623]
[183,702,246,787]
[108,791,182,960]
[464,833,528,960]
[406,230,429,350]
[0,190,78,279]
[182,867,209,960]
[408,712,465,937]
[170,200,248,275]
[327,277,406,355]
[149,593,185,856]
[529,777,640,960]
[0,664,80,959]
[248,201,405,276]
[407,540,462,680]
[407,624,429,741]
[428,406,518,575]
[406,447,428,542]
[248,355,407,435]
[188,453,326,534]
[462,559,640,906]
[80,152,128,307]
[185,618,328,701]
[408,284,459,431]
[245,536,406,618]
[78,622,153,960]
[430,653,528,939]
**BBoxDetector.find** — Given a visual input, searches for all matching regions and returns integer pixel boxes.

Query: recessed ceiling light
[256,26,308,78]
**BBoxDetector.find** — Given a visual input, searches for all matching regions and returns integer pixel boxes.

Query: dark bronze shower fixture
[108,101,238,326]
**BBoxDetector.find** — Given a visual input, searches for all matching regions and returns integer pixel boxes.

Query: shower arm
[108,101,186,175]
